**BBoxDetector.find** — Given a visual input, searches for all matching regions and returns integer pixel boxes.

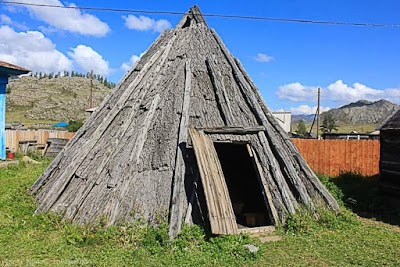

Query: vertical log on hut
[169,60,192,238]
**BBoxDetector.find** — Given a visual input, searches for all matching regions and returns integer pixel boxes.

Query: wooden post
[89,70,93,109]
[316,87,320,139]
[0,76,8,160]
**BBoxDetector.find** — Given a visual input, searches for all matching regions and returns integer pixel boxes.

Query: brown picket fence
[5,130,75,152]
[291,139,380,177]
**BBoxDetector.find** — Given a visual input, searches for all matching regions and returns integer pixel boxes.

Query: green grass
[1,161,399,266]
[6,111,58,127]
[322,172,400,225]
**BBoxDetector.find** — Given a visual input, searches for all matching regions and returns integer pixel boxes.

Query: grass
[6,111,58,127]
[322,172,400,225]
[1,160,400,266]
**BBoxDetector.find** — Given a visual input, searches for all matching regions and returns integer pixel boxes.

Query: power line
[1,0,400,28]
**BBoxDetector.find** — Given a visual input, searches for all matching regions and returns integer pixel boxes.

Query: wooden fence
[292,139,380,177]
[5,130,380,177]
[6,130,75,152]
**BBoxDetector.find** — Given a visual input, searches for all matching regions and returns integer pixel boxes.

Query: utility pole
[88,70,93,109]
[316,87,321,139]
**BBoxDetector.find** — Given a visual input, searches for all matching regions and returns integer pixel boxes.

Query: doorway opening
[214,142,272,228]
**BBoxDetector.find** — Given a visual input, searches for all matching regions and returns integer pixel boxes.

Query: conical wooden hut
[32,6,339,238]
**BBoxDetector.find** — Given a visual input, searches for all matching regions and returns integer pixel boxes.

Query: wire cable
[1,0,399,28]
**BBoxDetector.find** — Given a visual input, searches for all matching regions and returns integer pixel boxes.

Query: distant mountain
[339,100,372,109]
[321,99,398,124]
[292,114,315,124]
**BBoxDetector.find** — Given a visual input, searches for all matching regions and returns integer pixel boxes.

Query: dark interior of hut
[214,142,272,228]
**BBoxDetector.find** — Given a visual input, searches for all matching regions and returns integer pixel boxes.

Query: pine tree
[295,120,307,135]
[103,78,108,88]
[320,113,338,133]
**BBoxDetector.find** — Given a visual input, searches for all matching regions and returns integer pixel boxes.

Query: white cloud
[0,25,72,73]
[255,53,274,63]
[68,45,110,76]
[276,82,319,102]
[120,53,144,72]
[277,79,400,107]
[123,15,172,32]
[13,0,110,37]
[0,14,12,24]
[288,105,331,115]
[326,80,384,102]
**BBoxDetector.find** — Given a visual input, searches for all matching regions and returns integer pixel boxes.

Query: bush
[318,174,345,204]
[66,120,83,132]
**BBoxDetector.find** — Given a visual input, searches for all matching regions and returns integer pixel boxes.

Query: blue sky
[0,0,399,114]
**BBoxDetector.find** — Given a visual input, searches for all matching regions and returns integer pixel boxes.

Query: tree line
[29,71,116,89]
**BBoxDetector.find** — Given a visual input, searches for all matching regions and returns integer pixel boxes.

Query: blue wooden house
[0,61,30,160]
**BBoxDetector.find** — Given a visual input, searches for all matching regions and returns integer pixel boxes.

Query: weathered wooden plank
[205,58,234,126]
[169,60,192,238]
[189,127,237,235]
[184,172,199,224]
[207,133,253,144]
[250,146,279,224]
[201,126,265,134]
[249,136,287,221]
[257,132,297,214]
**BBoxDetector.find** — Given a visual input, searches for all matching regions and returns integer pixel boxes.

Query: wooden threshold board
[237,225,275,235]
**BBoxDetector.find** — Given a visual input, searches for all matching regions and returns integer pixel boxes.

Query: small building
[378,108,400,198]
[272,111,291,133]
[322,132,380,140]
[0,61,30,160]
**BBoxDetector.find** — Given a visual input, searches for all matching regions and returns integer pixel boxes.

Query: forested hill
[6,75,112,122]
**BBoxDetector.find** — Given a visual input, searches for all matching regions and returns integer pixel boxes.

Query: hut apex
[31,6,339,238]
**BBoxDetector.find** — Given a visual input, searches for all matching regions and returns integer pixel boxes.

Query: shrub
[318,174,345,204]
[66,120,83,132]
